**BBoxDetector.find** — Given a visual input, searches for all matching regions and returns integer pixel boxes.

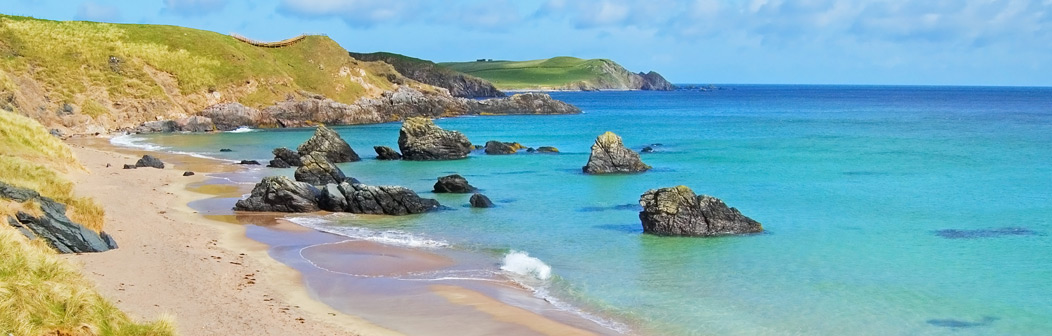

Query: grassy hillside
[349,51,504,97]
[0,14,411,133]
[0,110,174,335]
[441,57,614,89]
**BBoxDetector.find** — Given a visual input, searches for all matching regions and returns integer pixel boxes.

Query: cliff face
[349,52,504,98]
[441,57,676,91]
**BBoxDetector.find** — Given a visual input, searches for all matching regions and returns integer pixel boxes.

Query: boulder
[239,160,261,165]
[374,146,402,160]
[135,120,177,133]
[297,124,360,163]
[397,117,472,161]
[174,115,215,132]
[320,182,440,215]
[582,132,651,174]
[638,186,763,236]
[200,103,264,131]
[268,147,302,168]
[233,176,322,212]
[135,155,164,169]
[294,152,349,186]
[469,193,494,208]
[182,171,195,176]
[536,146,559,153]
[122,164,136,169]
[1,181,118,253]
[433,174,476,193]
[484,141,517,155]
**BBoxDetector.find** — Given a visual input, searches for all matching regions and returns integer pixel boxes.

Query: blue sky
[3,0,1051,86]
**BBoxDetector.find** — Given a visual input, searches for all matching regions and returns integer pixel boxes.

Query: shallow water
[128,85,1052,335]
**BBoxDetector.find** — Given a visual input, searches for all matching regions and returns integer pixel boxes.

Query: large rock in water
[1,181,117,253]
[397,117,472,161]
[297,125,360,163]
[638,186,763,236]
[319,182,440,215]
[233,176,321,212]
[373,146,402,160]
[267,147,303,168]
[582,132,651,174]
[294,152,349,186]
[433,174,476,193]
[469,193,494,208]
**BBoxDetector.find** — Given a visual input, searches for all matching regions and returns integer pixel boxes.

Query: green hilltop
[440,56,674,91]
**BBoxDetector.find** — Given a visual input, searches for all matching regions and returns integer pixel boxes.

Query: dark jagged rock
[239,160,261,165]
[182,171,195,176]
[374,146,402,160]
[469,193,494,208]
[135,155,164,169]
[122,164,136,169]
[200,103,264,131]
[484,141,521,155]
[638,186,763,236]
[297,125,360,163]
[320,182,440,215]
[174,115,215,132]
[349,52,506,98]
[641,146,654,153]
[526,147,535,153]
[233,176,322,213]
[398,117,472,161]
[582,132,650,174]
[294,152,348,186]
[468,93,581,115]
[638,71,675,91]
[536,146,559,153]
[268,147,302,168]
[220,148,233,152]
[433,174,476,193]
[1,181,117,253]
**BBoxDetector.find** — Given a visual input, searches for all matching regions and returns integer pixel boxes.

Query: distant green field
[441,56,624,90]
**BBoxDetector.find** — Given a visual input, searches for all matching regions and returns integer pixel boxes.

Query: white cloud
[74,1,121,22]
[163,0,228,16]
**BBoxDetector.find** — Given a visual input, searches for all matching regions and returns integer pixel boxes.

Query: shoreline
[66,136,624,335]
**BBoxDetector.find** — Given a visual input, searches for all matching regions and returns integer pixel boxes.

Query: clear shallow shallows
[129,85,1052,335]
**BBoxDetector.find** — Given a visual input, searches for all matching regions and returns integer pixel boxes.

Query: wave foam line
[286,215,449,248]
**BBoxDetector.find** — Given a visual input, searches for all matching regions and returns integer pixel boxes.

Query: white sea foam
[226,126,254,133]
[285,215,449,248]
[500,251,552,280]
[110,133,164,151]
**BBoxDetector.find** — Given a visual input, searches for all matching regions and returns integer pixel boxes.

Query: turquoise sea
[118,85,1052,335]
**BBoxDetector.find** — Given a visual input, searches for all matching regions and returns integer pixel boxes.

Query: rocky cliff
[349,52,505,98]
[441,57,676,91]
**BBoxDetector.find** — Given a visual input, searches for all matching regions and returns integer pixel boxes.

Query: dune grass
[440,56,622,89]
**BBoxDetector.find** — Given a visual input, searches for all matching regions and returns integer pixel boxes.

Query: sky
[2,0,1051,86]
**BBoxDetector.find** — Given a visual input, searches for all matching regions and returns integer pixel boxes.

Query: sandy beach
[61,138,612,336]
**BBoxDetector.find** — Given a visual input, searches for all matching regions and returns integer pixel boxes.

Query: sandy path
[62,142,399,336]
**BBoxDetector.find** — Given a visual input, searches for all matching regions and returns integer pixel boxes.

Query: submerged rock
[582,132,650,174]
[297,124,360,163]
[374,146,402,160]
[433,174,476,193]
[320,182,440,215]
[398,117,472,161]
[219,148,233,152]
[294,152,349,186]
[135,155,164,169]
[234,176,322,213]
[469,193,494,208]
[536,146,559,153]
[638,186,762,236]
[1,181,117,253]
[268,147,302,168]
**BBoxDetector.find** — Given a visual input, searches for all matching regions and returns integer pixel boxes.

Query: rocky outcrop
[297,125,360,163]
[135,155,164,169]
[638,71,675,91]
[468,93,580,115]
[484,141,525,155]
[398,117,472,161]
[349,52,505,98]
[582,132,650,174]
[200,103,264,131]
[294,152,349,186]
[433,174,476,193]
[638,186,763,236]
[174,115,215,132]
[135,120,177,133]
[1,181,117,253]
[233,176,321,212]
[374,146,402,160]
[469,193,494,208]
[319,182,440,215]
[536,146,559,153]
[268,147,303,168]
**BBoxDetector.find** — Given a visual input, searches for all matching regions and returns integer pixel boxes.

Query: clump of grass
[81,100,109,119]
[0,225,176,336]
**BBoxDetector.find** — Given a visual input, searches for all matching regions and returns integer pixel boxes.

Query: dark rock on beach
[182,171,195,176]
[1,181,117,253]
[469,193,494,208]
[582,132,650,174]
[374,146,402,160]
[297,124,360,163]
[294,152,349,186]
[135,155,164,169]
[233,176,322,213]
[239,160,261,165]
[122,164,136,169]
[398,117,472,161]
[268,147,303,168]
[320,181,440,215]
[433,174,476,193]
[638,186,763,236]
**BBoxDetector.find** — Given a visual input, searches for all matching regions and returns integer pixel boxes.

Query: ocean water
[123,85,1052,335]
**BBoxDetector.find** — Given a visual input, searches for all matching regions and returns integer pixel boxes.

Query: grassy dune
[440,56,625,89]
[0,110,173,335]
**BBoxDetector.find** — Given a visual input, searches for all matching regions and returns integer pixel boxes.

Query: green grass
[440,56,625,89]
